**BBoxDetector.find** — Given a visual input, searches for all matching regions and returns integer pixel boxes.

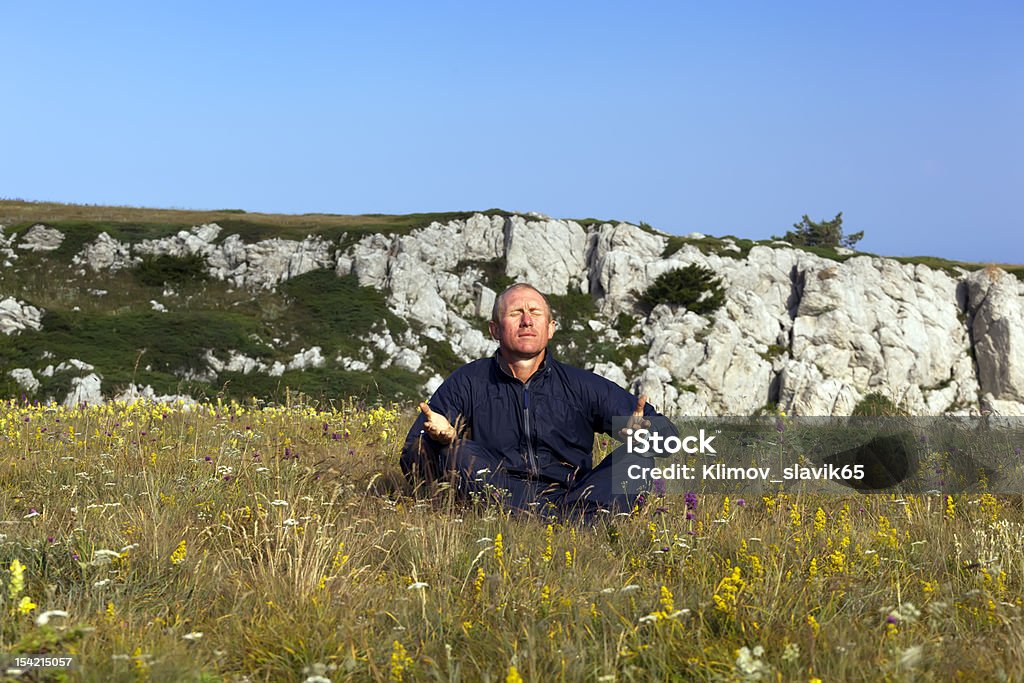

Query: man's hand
[420,402,457,445]
[620,394,651,438]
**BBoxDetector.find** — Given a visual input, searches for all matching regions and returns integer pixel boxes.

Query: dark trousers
[438,439,650,520]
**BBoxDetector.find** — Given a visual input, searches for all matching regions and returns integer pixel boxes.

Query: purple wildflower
[685,492,698,511]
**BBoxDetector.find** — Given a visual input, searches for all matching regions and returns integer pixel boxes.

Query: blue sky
[3,2,1021,263]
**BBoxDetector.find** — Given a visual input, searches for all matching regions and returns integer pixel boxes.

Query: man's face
[489,287,556,359]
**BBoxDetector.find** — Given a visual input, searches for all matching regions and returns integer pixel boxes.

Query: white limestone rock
[424,374,445,396]
[588,222,666,311]
[135,223,222,258]
[786,256,974,414]
[966,268,1024,403]
[287,347,325,371]
[779,360,862,416]
[9,368,40,393]
[592,361,627,388]
[64,374,103,407]
[17,225,65,252]
[0,297,43,335]
[0,226,17,265]
[73,233,139,273]
[224,351,264,375]
[394,349,423,372]
[113,384,197,405]
[504,216,588,295]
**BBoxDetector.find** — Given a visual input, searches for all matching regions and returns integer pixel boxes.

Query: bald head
[490,283,553,323]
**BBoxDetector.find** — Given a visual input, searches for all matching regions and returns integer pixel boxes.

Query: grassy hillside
[0,201,516,404]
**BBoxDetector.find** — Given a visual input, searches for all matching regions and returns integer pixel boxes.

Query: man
[400,283,676,518]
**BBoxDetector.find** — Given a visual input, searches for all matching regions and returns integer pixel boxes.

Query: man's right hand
[420,402,457,445]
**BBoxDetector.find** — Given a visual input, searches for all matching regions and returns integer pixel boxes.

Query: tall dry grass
[1,398,1023,681]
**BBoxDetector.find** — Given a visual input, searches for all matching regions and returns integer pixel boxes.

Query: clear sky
[3,1,1021,263]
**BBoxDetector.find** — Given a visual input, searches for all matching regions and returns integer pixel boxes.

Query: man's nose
[521,312,534,326]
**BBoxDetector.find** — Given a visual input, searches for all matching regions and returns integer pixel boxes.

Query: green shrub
[639,264,725,316]
[852,392,907,416]
[135,254,209,287]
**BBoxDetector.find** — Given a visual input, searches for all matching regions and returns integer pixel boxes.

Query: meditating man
[400,283,675,517]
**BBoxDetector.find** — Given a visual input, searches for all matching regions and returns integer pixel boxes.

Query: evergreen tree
[776,212,864,249]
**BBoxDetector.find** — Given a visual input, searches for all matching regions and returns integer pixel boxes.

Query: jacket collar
[493,348,553,383]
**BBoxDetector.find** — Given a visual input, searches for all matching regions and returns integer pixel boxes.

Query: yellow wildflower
[389,640,414,682]
[7,559,25,599]
[506,665,524,683]
[170,540,187,565]
[17,596,36,615]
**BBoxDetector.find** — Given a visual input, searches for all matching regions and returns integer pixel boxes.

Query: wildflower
[945,495,956,519]
[474,567,486,595]
[807,614,820,637]
[713,566,745,616]
[35,609,69,626]
[494,533,504,563]
[813,507,826,533]
[781,642,800,663]
[659,585,675,613]
[734,646,770,681]
[685,492,698,511]
[389,640,414,682]
[17,596,36,615]
[7,559,26,599]
[182,632,204,641]
[170,540,187,565]
[407,582,428,591]
[807,558,818,580]
[506,665,524,683]
[541,524,553,563]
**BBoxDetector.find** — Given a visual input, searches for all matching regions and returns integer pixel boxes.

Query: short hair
[490,283,553,323]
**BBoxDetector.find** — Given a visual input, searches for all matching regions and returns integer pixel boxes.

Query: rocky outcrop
[73,232,139,272]
[967,268,1024,407]
[17,225,65,252]
[9,212,1023,415]
[0,297,44,335]
[781,256,978,415]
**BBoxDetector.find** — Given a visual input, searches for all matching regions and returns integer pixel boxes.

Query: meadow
[2,398,1023,682]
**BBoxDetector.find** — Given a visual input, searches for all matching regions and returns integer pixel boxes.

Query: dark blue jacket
[400,352,673,486]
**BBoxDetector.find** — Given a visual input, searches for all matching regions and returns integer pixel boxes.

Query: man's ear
[547,319,556,338]
[488,320,498,340]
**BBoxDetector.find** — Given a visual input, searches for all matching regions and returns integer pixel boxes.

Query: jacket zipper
[523,385,538,476]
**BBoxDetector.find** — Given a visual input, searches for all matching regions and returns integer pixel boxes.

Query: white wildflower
[182,632,204,641]
[734,646,771,681]
[407,582,429,591]
[270,499,289,507]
